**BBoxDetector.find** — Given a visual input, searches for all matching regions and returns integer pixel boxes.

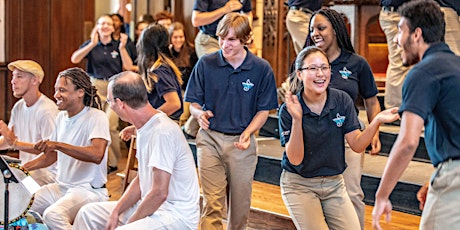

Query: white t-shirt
[9,94,58,174]
[136,112,200,229]
[52,106,110,188]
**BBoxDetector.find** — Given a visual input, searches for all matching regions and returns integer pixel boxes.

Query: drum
[6,210,49,230]
[0,164,34,225]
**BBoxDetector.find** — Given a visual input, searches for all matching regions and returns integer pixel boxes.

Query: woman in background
[119,24,183,141]
[169,22,198,127]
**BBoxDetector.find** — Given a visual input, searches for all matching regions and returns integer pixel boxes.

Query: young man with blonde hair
[185,13,278,229]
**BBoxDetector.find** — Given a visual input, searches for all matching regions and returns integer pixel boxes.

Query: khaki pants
[196,129,257,230]
[343,144,365,230]
[286,9,313,54]
[91,78,121,168]
[379,9,410,109]
[194,31,220,58]
[420,159,460,229]
[280,171,360,230]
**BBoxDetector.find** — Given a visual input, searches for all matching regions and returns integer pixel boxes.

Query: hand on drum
[0,120,18,146]
[34,140,58,154]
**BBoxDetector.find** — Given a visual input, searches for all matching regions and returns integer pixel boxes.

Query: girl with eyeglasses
[305,8,384,229]
[278,46,399,229]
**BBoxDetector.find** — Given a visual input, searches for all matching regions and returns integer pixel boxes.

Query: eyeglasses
[106,97,118,105]
[97,22,113,27]
[299,65,331,74]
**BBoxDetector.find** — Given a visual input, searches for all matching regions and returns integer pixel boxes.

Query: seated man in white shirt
[73,71,200,230]
[22,67,110,230]
[0,60,58,185]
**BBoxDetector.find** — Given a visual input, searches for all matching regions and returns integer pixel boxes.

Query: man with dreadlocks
[22,67,111,230]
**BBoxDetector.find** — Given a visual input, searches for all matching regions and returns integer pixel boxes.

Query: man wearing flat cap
[0,60,58,186]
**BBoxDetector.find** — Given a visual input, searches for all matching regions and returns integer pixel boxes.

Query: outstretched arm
[372,111,424,230]
[345,107,399,153]
[34,138,108,164]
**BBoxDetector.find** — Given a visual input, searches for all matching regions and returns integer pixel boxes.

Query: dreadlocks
[58,67,103,110]
[305,8,355,53]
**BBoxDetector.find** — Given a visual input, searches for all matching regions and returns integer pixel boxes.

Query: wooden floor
[107,155,421,230]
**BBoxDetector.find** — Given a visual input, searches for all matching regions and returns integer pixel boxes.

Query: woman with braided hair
[303,8,382,229]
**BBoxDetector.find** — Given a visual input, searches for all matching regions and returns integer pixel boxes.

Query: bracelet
[12,138,18,150]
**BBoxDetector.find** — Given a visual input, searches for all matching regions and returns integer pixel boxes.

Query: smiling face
[309,14,338,53]
[219,28,245,60]
[96,16,115,38]
[54,76,84,115]
[395,17,420,67]
[171,29,185,51]
[298,51,331,96]
[111,15,123,31]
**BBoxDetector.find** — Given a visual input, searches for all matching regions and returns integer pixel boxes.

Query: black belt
[444,155,460,162]
[92,184,106,189]
[382,5,398,12]
[218,131,242,136]
[290,6,313,14]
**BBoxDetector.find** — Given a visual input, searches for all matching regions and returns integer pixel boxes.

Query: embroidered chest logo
[332,113,346,127]
[339,67,352,79]
[242,79,254,91]
[281,130,290,136]
[111,50,119,59]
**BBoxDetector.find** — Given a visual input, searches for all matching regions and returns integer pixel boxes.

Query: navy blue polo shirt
[279,88,360,178]
[380,0,408,8]
[399,43,460,166]
[193,0,252,38]
[287,0,322,10]
[184,47,278,134]
[330,50,378,103]
[147,64,183,121]
[80,39,137,79]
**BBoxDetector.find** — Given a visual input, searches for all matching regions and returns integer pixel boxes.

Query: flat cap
[8,60,45,83]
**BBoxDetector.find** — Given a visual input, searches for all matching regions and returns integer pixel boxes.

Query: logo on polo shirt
[339,67,351,79]
[333,113,346,127]
[110,50,120,59]
[281,130,290,136]
[242,79,254,91]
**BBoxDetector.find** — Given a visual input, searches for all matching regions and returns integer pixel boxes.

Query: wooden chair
[117,135,138,191]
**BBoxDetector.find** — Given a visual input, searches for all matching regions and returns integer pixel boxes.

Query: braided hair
[58,67,102,110]
[305,8,355,54]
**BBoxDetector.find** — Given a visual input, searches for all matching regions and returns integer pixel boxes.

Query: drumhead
[0,164,34,225]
